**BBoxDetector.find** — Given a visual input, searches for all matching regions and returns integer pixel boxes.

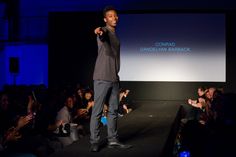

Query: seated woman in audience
[118,89,132,116]
[74,89,94,124]
[53,95,85,147]
[183,87,209,125]
[187,87,208,109]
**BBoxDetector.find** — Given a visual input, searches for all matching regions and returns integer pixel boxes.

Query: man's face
[66,97,74,109]
[104,10,118,27]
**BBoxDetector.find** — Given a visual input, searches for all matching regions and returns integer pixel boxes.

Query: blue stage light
[179,150,191,157]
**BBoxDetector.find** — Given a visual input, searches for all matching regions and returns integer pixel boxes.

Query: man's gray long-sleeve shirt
[93,26,120,82]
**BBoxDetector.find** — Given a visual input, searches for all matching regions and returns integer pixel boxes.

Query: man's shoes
[90,143,99,152]
[107,141,132,149]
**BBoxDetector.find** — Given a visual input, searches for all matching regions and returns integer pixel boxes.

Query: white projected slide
[117,13,226,82]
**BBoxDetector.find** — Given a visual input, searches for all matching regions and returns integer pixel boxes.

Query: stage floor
[49,100,184,157]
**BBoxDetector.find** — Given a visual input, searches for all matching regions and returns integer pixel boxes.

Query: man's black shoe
[90,143,99,152]
[107,141,132,149]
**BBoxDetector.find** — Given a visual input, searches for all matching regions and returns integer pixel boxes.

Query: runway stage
[50,100,184,157]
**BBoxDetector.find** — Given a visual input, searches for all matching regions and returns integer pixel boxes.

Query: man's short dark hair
[103,6,117,17]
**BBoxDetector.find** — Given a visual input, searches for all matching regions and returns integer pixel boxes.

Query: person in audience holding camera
[55,95,84,147]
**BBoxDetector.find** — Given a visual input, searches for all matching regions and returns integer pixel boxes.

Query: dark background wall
[1,0,236,100]
[48,12,102,88]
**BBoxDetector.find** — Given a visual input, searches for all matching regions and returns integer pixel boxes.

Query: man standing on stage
[90,6,132,152]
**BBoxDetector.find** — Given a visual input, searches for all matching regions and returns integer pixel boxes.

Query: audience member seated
[53,95,84,147]
[73,89,94,131]
[118,89,132,116]
[182,87,209,125]
[81,89,94,115]
[0,114,34,157]
[0,93,18,136]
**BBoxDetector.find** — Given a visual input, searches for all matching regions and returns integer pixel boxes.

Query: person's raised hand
[94,27,103,36]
